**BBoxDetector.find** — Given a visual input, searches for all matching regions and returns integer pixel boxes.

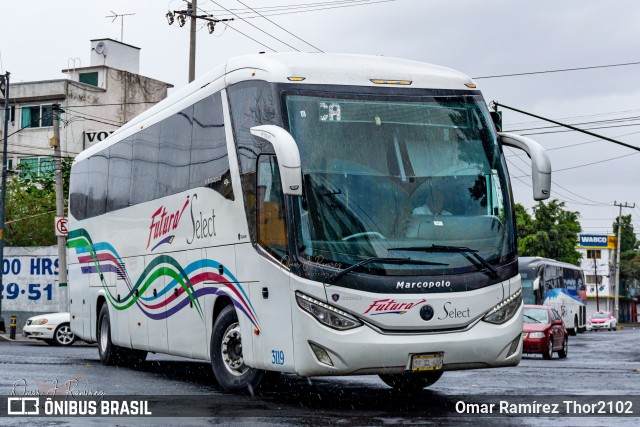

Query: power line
[208,0,378,15]
[521,121,640,137]
[473,60,640,80]
[209,1,301,51]
[223,21,278,51]
[493,102,640,152]
[234,0,324,52]
[206,0,395,19]
[506,114,640,133]
[512,151,640,177]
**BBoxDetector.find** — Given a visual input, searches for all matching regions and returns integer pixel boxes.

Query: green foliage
[3,158,71,246]
[613,214,638,253]
[614,215,639,289]
[515,200,582,266]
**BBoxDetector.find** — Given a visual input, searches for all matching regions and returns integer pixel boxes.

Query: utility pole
[52,104,68,312]
[593,254,599,312]
[165,2,233,83]
[0,71,10,332]
[188,0,197,83]
[613,201,635,322]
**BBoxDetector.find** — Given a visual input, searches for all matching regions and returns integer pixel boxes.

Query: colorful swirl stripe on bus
[67,229,259,328]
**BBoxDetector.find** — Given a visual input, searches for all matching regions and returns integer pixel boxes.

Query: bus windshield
[285,90,515,276]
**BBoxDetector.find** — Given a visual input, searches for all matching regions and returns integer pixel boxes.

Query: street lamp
[166,11,174,25]
[207,21,215,34]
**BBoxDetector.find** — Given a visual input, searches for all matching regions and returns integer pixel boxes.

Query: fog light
[506,334,521,357]
[309,342,333,366]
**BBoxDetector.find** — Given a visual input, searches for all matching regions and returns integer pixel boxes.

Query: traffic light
[490,110,502,132]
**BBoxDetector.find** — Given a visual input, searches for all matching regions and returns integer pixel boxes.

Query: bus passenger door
[242,155,294,371]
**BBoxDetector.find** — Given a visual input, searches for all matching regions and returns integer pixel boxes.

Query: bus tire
[210,305,264,393]
[568,316,578,336]
[97,304,147,367]
[379,372,443,392]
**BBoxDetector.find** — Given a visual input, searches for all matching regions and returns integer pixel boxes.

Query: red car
[522,305,568,360]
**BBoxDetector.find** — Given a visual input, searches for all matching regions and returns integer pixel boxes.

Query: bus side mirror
[532,277,540,291]
[250,125,303,196]
[498,132,551,201]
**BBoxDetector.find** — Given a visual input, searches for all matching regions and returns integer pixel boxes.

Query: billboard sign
[578,234,616,249]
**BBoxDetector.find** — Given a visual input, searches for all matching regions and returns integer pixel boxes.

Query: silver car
[23,312,76,346]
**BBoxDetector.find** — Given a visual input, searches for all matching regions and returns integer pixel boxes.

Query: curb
[0,334,31,343]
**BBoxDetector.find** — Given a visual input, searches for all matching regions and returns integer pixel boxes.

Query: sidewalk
[0,332,31,343]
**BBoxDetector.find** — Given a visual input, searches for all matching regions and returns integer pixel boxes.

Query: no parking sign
[55,216,68,236]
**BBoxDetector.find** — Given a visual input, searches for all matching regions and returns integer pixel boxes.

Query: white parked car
[23,312,76,346]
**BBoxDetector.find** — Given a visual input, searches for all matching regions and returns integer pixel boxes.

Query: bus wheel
[379,372,443,392]
[210,305,264,393]
[568,317,578,336]
[97,304,147,367]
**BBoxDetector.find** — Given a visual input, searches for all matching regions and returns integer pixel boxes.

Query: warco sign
[578,234,616,249]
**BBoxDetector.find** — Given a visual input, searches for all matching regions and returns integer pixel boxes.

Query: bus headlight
[483,289,522,324]
[296,292,363,330]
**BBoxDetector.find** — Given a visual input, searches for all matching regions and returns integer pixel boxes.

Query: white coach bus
[519,257,587,335]
[68,53,551,392]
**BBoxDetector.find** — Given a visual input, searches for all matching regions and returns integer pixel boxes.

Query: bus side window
[256,155,288,264]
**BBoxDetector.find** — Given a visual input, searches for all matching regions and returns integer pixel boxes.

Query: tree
[3,158,71,246]
[515,200,582,265]
[614,214,639,290]
[613,214,638,254]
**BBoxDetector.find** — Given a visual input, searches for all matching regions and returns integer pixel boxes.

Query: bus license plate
[411,353,443,371]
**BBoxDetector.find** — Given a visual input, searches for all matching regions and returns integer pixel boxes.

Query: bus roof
[518,256,583,272]
[75,53,477,163]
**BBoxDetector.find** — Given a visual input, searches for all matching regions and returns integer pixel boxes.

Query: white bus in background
[67,53,551,392]
[519,257,587,335]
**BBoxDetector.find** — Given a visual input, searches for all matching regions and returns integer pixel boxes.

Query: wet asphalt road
[1,327,639,425]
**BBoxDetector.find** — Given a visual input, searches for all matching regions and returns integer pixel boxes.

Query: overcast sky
[1,0,639,237]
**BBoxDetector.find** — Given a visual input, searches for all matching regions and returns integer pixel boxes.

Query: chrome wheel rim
[563,339,567,354]
[56,325,74,345]
[100,315,109,353]
[548,340,553,358]
[220,322,248,376]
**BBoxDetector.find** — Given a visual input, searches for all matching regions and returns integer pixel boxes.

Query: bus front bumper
[292,304,523,377]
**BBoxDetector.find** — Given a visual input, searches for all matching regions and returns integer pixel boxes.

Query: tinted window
[191,92,233,199]
[158,107,193,198]
[131,125,160,205]
[107,137,132,211]
[69,159,89,220]
[227,81,280,243]
[86,153,109,217]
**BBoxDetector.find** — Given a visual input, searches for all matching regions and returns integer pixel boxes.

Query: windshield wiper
[523,314,541,323]
[388,245,499,279]
[329,257,448,284]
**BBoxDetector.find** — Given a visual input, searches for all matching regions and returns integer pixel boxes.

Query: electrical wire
[473,60,640,80]
[208,0,396,19]
[209,1,301,51]
[234,0,324,52]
